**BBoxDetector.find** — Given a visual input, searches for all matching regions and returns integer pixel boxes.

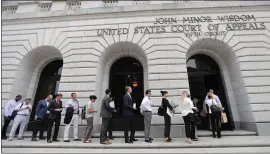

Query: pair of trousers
[32,116,48,139]
[124,115,135,141]
[164,114,171,138]
[47,117,60,141]
[84,117,93,141]
[2,116,19,138]
[183,115,196,139]
[9,115,29,139]
[210,113,221,137]
[143,111,152,140]
[106,116,113,138]
[100,117,110,143]
[64,114,79,140]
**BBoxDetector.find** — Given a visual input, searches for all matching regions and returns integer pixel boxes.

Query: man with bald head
[31,95,53,141]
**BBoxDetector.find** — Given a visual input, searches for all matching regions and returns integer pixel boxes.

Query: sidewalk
[2,136,270,149]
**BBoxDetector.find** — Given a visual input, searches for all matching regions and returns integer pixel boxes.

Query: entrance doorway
[187,54,234,130]
[28,60,63,130]
[109,57,144,131]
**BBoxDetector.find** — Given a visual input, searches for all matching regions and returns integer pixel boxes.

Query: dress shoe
[64,140,70,142]
[47,140,52,143]
[39,137,46,140]
[73,138,81,141]
[31,138,38,141]
[217,136,222,139]
[109,137,114,140]
[2,136,7,140]
[149,138,154,141]
[100,141,109,145]
[53,139,60,142]
[131,138,138,142]
[145,139,152,143]
[125,140,133,143]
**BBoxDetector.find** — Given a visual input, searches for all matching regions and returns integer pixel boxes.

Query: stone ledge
[2,136,270,149]
[2,1,270,21]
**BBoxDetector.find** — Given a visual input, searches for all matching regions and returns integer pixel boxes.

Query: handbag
[221,112,228,123]
[158,105,164,116]
[210,99,221,113]
[11,103,24,119]
[188,112,201,125]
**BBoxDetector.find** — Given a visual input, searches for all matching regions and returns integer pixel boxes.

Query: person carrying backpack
[83,95,97,143]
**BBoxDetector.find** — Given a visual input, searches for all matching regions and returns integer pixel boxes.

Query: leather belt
[17,114,29,116]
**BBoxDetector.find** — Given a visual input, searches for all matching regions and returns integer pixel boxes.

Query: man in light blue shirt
[64,93,81,142]
[205,89,221,105]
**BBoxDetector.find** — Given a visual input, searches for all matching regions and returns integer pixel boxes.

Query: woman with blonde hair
[179,91,197,143]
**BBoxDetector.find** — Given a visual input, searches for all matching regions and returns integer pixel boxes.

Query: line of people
[2,87,224,144]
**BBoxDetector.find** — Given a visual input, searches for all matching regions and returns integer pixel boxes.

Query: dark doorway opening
[27,60,63,130]
[109,57,144,131]
[187,54,234,130]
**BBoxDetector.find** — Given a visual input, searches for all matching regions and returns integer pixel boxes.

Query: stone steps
[3,147,270,153]
[10,130,257,138]
[2,136,270,149]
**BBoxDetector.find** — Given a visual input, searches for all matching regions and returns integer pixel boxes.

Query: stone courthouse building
[1,0,270,137]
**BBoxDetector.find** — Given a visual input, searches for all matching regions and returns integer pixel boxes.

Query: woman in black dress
[161,91,174,142]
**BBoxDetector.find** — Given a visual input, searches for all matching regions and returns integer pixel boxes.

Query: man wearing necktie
[123,86,137,143]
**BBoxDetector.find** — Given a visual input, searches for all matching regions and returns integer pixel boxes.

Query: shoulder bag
[210,99,221,113]
[11,103,24,119]
[158,105,164,116]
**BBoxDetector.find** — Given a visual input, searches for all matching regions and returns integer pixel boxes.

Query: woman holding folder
[179,91,198,143]
[161,91,174,142]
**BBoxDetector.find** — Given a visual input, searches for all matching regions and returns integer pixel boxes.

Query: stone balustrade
[1,0,217,15]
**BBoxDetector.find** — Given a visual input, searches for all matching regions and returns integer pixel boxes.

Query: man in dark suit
[47,93,63,143]
[100,89,116,145]
[123,86,137,143]
[31,95,53,141]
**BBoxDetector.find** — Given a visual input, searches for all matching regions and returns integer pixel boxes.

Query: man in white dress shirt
[2,95,22,139]
[9,98,32,141]
[140,90,153,143]
[64,93,81,142]
[205,89,221,105]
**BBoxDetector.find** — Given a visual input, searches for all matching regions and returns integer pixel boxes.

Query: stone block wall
[1,2,270,136]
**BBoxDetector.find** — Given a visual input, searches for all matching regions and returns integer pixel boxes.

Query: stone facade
[1,1,270,137]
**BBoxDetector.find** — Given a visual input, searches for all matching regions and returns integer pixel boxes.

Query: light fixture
[132,81,138,87]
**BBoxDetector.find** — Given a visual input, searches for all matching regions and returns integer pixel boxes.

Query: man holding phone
[8,98,32,141]
[83,95,97,143]
[47,93,63,143]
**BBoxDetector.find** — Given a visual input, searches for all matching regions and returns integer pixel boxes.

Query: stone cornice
[2,1,270,25]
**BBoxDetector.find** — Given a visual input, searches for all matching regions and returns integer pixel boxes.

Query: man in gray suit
[100,89,116,145]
